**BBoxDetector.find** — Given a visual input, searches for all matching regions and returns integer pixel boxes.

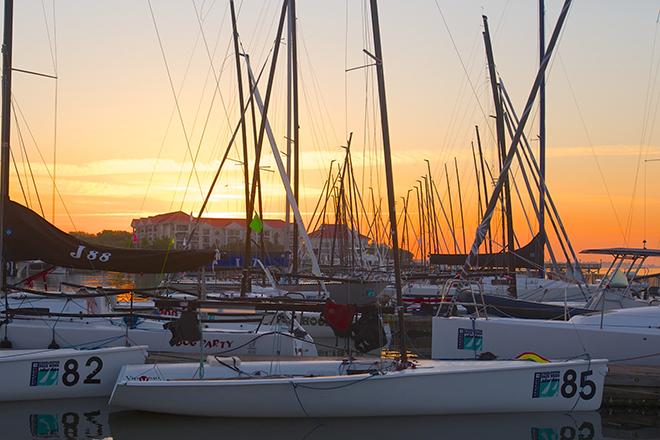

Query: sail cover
[429,234,542,269]
[4,200,214,273]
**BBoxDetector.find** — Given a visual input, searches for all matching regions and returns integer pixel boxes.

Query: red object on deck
[321,299,356,337]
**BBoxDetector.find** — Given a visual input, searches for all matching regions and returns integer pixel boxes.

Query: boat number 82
[62,357,103,387]
[561,369,596,400]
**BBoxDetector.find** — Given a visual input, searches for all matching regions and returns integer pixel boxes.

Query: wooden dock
[603,365,660,407]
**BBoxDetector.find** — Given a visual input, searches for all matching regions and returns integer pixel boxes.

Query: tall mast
[240,1,288,296]
[289,0,300,277]
[538,0,546,275]
[284,0,292,273]
[368,0,407,364]
[443,164,456,253]
[475,125,492,254]
[454,157,467,253]
[0,0,13,347]
[483,15,516,294]
[230,0,250,296]
[463,0,573,274]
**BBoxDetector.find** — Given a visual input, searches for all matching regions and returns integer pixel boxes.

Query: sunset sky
[4,0,660,259]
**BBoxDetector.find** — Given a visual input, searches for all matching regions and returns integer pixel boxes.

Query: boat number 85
[561,369,596,400]
[63,357,103,387]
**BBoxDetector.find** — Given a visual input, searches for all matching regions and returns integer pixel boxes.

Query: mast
[368,0,407,364]
[424,159,440,253]
[471,141,483,222]
[0,0,13,347]
[444,164,456,253]
[454,157,467,253]
[285,0,292,269]
[483,15,516,294]
[414,184,425,267]
[463,0,573,275]
[538,0,546,275]
[475,125,492,254]
[240,1,288,297]
[290,0,301,277]
[230,0,250,296]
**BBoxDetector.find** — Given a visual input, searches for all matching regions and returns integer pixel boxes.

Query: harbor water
[2,398,659,439]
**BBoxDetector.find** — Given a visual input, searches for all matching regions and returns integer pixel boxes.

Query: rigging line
[191,0,234,138]
[12,104,38,213]
[180,0,235,212]
[632,11,660,243]
[40,0,59,223]
[200,2,244,173]
[492,0,511,41]
[624,21,660,245]
[9,149,28,207]
[147,0,204,201]
[173,1,230,212]
[345,0,350,140]
[639,10,660,154]
[11,98,81,229]
[189,52,271,236]
[433,1,496,148]
[557,55,625,242]
[40,0,57,72]
[298,22,340,147]
[438,34,483,172]
[148,13,207,213]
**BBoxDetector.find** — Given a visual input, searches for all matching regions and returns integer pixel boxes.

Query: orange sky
[4,1,660,260]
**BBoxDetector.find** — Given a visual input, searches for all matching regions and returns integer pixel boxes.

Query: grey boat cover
[429,233,542,269]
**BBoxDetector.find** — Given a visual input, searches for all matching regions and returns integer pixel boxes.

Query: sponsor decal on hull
[30,361,60,387]
[532,371,560,398]
[457,328,483,351]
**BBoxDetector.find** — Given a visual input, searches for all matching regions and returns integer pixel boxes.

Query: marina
[0,0,659,438]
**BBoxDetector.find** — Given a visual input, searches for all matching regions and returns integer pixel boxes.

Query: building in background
[131,211,288,250]
[307,224,371,266]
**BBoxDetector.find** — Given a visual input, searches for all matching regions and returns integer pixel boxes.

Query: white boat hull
[431,308,660,366]
[0,346,147,402]
[110,358,606,417]
[3,318,317,357]
[3,294,318,357]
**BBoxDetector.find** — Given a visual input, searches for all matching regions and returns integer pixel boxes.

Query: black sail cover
[4,200,215,273]
[429,233,542,269]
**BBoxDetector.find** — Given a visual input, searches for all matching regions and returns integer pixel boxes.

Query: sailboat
[0,0,148,402]
[109,0,606,417]
[0,201,318,357]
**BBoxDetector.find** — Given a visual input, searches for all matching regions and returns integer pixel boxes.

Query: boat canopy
[580,248,660,258]
[429,233,542,269]
[4,200,214,273]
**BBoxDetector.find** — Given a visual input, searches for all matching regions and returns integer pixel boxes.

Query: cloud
[547,144,660,159]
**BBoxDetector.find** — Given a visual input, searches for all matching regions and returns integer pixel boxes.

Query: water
[1,398,659,439]
[7,271,660,439]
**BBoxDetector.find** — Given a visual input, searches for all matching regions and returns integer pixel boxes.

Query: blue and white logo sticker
[30,361,60,387]
[532,371,560,398]
[457,328,483,351]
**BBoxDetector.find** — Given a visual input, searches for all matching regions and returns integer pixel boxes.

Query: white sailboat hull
[110,358,606,417]
[3,294,318,357]
[431,307,660,366]
[3,318,317,357]
[0,346,147,402]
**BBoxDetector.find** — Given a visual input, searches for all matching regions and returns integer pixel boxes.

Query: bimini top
[580,248,660,258]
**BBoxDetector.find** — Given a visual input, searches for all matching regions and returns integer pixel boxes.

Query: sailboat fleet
[0,0,657,421]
